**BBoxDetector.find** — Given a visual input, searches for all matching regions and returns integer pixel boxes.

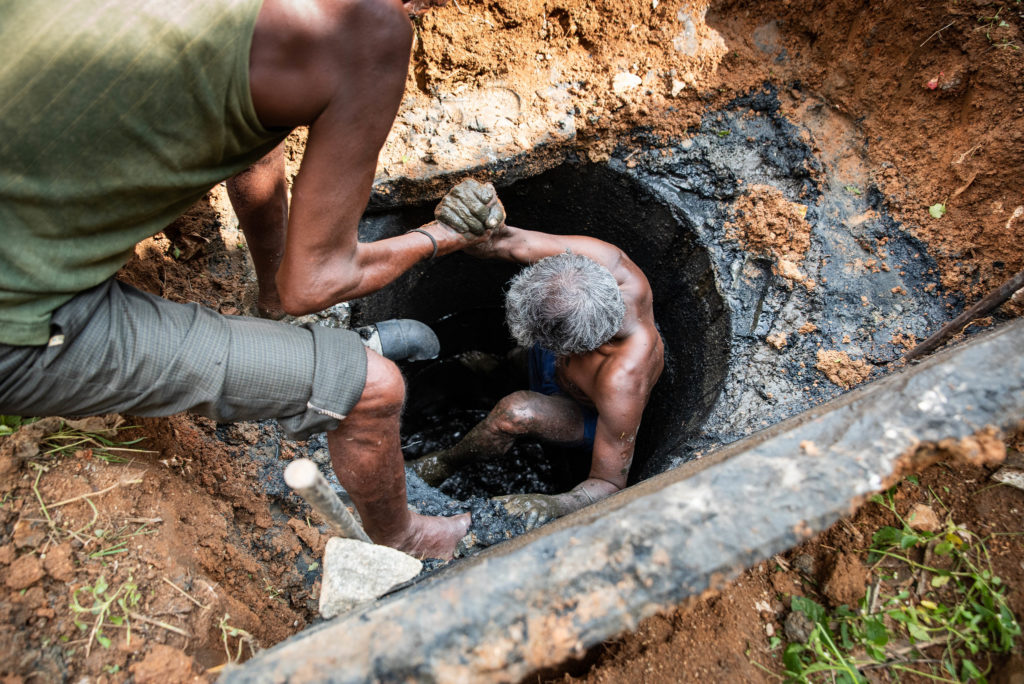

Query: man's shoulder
[250,0,411,127]
[595,325,662,382]
[258,0,409,46]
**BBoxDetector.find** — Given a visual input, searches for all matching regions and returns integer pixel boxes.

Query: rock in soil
[907,503,941,532]
[5,554,45,590]
[821,552,869,608]
[318,537,423,619]
[783,609,814,643]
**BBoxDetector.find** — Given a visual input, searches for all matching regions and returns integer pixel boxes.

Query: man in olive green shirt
[0,0,491,560]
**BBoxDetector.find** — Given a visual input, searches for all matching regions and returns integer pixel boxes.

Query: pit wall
[371,0,728,201]
[359,86,951,480]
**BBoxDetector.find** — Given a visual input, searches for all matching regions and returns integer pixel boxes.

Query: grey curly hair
[505,252,626,355]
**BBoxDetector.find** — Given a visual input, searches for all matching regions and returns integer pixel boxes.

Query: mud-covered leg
[409,391,584,486]
[327,349,470,559]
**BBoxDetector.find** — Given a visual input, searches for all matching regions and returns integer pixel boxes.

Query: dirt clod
[129,644,201,684]
[766,331,787,349]
[5,554,45,591]
[906,503,941,533]
[42,543,75,582]
[814,349,872,390]
[783,608,814,643]
[820,553,869,607]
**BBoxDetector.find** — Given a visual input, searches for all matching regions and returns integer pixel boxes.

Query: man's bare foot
[383,511,470,560]
[408,451,454,487]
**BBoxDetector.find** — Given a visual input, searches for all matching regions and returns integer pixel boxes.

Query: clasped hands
[433,178,507,255]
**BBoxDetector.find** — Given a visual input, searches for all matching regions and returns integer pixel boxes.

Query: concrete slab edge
[222,319,1024,683]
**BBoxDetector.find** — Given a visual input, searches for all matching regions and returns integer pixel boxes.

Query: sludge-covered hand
[434,178,506,236]
[494,492,566,531]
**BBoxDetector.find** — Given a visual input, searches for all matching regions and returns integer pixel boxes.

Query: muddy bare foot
[386,511,471,560]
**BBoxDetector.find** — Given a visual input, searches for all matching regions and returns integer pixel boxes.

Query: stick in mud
[905,265,1024,362]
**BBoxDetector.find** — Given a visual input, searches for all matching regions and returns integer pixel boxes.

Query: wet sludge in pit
[353,162,730,511]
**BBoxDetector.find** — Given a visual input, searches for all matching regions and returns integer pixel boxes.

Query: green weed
[978,7,1020,49]
[0,415,40,435]
[778,484,1020,683]
[70,574,142,656]
[40,423,152,463]
[88,522,158,560]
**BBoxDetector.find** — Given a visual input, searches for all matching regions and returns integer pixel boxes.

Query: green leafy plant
[844,185,863,196]
[0,415,38,435]
[717,129,731,138]
[929,203,948,219]
[70,575,142,656]
[778,484,1019,683]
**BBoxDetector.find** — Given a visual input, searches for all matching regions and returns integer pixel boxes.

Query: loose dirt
[815,349,873,390]
[725,183,814,286]
[2,0,1023,680]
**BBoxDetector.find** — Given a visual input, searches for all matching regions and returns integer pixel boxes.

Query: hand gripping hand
[434,179,506,237]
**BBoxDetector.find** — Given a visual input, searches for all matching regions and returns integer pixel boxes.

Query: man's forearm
[277,221,482,313]
[553,478,621,514]
[472,225,620,269]
[338,221,476,299]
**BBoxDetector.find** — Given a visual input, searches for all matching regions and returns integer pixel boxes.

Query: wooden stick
[127,611,191,638]
[162,576,206,609]
[905,266,1024,362]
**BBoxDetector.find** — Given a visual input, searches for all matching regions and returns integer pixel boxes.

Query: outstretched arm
[470,225,627,272]
[248,0,494,315]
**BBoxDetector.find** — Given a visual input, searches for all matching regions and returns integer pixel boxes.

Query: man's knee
[353,350,405,416]
[489,390,540,435]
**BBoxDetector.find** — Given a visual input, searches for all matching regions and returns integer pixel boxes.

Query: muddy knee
[489,390,542,435]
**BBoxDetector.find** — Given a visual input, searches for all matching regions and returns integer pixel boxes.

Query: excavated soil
[564,441,1024,683]
[2,0,1023,681]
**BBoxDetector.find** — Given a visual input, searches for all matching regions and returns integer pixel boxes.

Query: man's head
[505,252,626,355]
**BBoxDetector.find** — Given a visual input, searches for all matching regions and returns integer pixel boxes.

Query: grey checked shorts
[0,279,367,440]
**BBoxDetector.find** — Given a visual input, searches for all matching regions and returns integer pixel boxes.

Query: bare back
[474,226,665,489]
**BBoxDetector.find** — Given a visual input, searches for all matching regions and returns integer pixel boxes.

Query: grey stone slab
[222,319,1024,684]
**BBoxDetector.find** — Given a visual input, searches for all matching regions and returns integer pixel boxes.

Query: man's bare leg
[328,349,470,559]
[226,142,289,319]
[409,391,584,486]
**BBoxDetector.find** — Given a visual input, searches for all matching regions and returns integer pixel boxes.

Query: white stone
[673,11,699,56]
[993,467,1024,492]
[318,537,422,619]
[671,79,686,97]
[612,72,643,94]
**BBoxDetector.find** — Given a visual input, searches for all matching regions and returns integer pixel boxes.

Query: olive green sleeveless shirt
[0,0,286,345]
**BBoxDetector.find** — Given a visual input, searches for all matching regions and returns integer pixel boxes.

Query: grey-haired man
[411,196,665,528]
